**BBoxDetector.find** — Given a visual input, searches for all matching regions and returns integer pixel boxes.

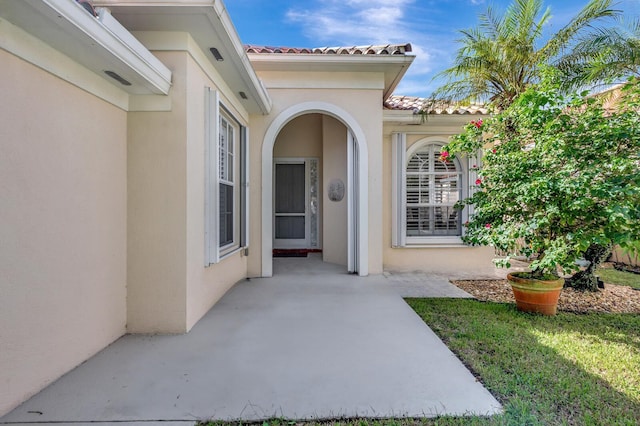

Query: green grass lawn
[405,299,640,425]
[202,299,640,426]
[597,267,640,289]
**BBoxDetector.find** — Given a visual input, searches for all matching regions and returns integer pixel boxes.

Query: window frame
[392,133,475,247]
[205,88,249,266]
[218,113,236,251]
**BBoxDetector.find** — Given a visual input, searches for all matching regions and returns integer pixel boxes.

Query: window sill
[395,244,470,249]
[408,236,463,244]
[394,236,473,248]
[206,246,244,267]
[219,246,243,261]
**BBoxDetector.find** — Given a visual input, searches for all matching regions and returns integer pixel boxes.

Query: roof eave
[248,53,415,100]
[94,0,272,115]
[0,0,172,95]
[383,109,490,125]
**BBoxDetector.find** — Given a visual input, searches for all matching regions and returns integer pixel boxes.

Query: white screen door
[273,158,320,249]
[274,160,309,248]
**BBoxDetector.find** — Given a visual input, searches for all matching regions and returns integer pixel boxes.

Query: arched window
[405,143,462,237]
[392,134,473,247]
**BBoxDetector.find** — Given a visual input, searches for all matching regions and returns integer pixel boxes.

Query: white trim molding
[261,102,369,277]
[204,87,220,265]
[391,132,406,247]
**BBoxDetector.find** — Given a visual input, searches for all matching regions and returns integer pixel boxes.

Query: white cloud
[286,0,416,45]
[284,0,472,97]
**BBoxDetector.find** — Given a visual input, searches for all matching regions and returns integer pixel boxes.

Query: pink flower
[440,150,449,158]
[475,178,482,185]
[472,119,483,129]
[485,223,491,229]
[492,149,497,154]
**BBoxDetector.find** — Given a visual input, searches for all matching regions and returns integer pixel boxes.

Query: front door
[273,158,319,249]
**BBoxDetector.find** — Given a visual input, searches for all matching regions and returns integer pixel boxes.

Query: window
[205,88,249,265]
[406,144,461,237]
[392,134,473,246]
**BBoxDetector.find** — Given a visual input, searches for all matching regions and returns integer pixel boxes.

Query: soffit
[0,0,172,95]
[94,0,272,114]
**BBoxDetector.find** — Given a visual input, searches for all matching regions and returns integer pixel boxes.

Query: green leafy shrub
[443,76,640,280]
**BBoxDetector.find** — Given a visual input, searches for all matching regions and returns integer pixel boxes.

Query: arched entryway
[261,102,369,277]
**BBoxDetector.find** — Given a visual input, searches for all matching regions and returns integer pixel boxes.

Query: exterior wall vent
[104,70,131,86]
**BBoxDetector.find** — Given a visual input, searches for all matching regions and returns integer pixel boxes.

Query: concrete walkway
[1,255,501,425]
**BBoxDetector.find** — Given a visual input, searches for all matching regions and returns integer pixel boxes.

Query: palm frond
[430,0,623,108]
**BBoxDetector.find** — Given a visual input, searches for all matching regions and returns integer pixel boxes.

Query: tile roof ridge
[385,94,488,115]
[245,43,412,55]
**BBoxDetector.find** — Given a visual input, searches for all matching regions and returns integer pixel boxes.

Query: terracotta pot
[507,272,564,315]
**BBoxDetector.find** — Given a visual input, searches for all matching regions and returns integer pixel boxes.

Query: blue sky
[226,0,640,98]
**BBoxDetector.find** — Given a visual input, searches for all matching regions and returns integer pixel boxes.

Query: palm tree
[557,17,640,91]
[431,0,618,109]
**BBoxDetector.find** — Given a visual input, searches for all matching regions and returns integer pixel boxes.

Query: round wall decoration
[328,179,345,202]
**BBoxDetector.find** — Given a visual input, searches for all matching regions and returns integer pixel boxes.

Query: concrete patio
[1,255,502,425]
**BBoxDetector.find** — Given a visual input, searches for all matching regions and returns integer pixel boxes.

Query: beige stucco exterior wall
[382,120,494,274]
[273,114,323,158]
[127,50,189,333]
[247,86,384,277]
[322,116,348,266]
[183,49,249,331]
[0,50,127,415]
[127,42,250,333]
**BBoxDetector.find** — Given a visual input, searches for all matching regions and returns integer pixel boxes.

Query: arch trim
[261,102,369,276]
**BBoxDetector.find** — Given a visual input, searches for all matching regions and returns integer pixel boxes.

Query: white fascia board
[212,1,272,114]
[383,110,490,125]
[96,7,172,94]
[248,53,415,69]
[0,0,171,95]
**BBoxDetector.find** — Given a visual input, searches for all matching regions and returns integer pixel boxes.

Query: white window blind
[406,144,462,237]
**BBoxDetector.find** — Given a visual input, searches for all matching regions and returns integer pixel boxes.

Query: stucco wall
[382,120,494,274]
[127,51,189,333]
[184,49,249,331]
[322,116,348,266]
[273,114,323,158]
[0,50,127,415]
[128,45,250,334]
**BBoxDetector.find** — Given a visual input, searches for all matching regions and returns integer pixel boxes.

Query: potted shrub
[442,77,640,314]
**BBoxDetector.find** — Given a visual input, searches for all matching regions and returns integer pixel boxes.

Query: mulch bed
[452,279,640,314]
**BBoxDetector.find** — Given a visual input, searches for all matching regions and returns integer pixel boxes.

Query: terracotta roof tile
[246,44,412,55]
[384,95,488,115]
